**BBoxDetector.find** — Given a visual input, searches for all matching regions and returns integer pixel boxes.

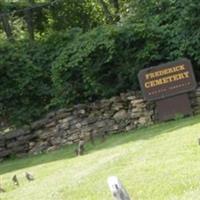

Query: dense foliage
[1,0,200,126]
[125,0,200,75]
[0,29,82,125]
[0,0,126,40]
[51,24,160,106]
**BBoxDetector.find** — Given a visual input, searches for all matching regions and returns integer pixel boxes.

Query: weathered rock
[95,121,107,128]
[50,137,62,146]
[5,129,25,140]
[130,112,142,119]
[78,109,86,115]
[80,132,91,139]
[112,103,124,111]
[105,119,115,127]
[100,99,112,109]
[29,142,36,149]
[46,146,58,153]
[127,96,136,100]
[7,140,26,148]
[66,141,73,145]
[131,99,144,106]
[67,135,78,141]
[56,112,71,120]
[59,116,75,123]
[45,121,57,128]
[11,145,28,153]
[111,125,119,131]
[31,119,47,130]
[56,108,73,114]
[81,126,92,134]
[46,111,56,120]
[75,123,82,129]
[58,122,70,130]
[131,108,144,113]
[34,129,43,137]
[110,96,121,102]
[40,130,55,140]
[138,117,148,125]
[18,133,37,142]
[29,141,49,155]
[0,149,12,157]
[125,124,135,131]
[84,117,97,124]
[113,110,128,121]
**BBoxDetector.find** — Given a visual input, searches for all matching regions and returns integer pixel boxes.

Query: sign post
[138,58,197,121]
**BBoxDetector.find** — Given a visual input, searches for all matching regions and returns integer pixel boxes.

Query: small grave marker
[107,176,131,200]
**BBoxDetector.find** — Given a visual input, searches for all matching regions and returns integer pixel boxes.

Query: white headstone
[107,176,131,200]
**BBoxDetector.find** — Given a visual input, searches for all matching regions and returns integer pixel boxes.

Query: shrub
[51,24,162,107]
[0,28,82,125]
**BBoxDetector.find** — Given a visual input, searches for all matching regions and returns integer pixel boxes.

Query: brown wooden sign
[138,58,197,101]
[155,94,192,121]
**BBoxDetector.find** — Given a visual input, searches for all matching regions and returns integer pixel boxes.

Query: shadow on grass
[0,115,199,175]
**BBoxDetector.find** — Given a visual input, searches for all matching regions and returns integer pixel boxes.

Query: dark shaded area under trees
[1,0,200,127]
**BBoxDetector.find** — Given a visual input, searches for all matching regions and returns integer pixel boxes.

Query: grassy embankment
[1,115,200,200]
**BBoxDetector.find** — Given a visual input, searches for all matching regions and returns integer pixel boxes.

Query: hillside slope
[1,116,200,200]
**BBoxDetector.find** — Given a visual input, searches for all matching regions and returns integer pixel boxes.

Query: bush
[0,29,82,126]
[51,24,162,106]
[0,42,45,125]
[124,0,200,76]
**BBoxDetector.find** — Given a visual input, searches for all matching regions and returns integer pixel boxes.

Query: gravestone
[107,176,131,200]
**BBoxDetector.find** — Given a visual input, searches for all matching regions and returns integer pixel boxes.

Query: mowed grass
[1,116,200,200]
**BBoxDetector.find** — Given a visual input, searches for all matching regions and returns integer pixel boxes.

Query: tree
[97,0,123,23]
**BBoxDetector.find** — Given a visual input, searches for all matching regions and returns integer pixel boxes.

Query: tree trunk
[28,0,35,3]
[110,0,120,21]
[24,9,34,41]
[110,0,119,12]
[97,0,114,23]
[1,14,13,41]
[24,0,35,41]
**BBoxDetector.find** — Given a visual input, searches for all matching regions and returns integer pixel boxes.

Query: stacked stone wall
[0,87,200,160]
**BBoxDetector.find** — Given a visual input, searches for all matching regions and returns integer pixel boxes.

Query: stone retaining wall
[0,86,200,160]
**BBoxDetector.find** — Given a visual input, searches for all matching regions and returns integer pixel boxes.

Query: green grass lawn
[1,115,200,200]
